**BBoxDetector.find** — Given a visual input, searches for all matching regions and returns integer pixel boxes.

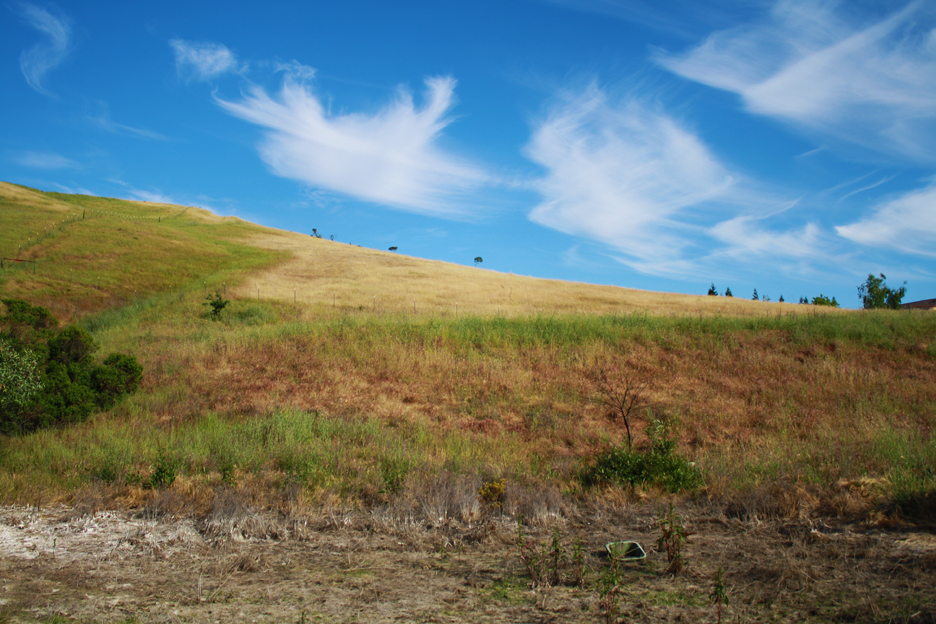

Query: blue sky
[2,0,935,306]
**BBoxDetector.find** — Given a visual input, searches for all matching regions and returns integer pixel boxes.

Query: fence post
[1,257,3,269]
[33,259,36,274]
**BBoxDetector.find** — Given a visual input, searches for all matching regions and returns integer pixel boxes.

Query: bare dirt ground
[1,503,934,624]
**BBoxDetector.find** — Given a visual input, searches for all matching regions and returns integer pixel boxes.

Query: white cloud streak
[836,182,936,258]
[127,189,177,204]
[14,2,72,96]
[656,0,936,162]
[524,83,848,280]
[52,183,95,196]
[708,214,825,260]
[216,76,492,217]
[543,0,750,39]
[88,112,168,141]
[14,151,78,169]
[170,40,239,82]
[525,84,740,266]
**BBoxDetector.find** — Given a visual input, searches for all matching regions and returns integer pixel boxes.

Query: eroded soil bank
[1,503,934,623]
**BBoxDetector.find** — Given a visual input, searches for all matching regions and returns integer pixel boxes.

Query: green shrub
[0,300,143,433]
[0,339,43,430]
[148,450,177,489]
[47,325,98,364]
[581,439,702,493]
[204,292,229,320]
[811,294,840,307]
[0,298,55,348]
[92,353,143,408]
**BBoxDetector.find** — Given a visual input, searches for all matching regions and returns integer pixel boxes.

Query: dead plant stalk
[589,365,650,450]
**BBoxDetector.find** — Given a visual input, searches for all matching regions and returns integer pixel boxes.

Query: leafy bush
[148,450,177,489]
[47,325,97,364]
[204,292,229,320]
[1,300,142,434]
[580,439,702,493]
[0,339,43,417]
[811,294,840,307]
[0,299,55,348]
[92,353,144,408]
[858,273,906,310]
[37,361,98,427]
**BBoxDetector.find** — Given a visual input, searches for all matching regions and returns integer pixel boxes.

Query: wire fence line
[2,206,194,275]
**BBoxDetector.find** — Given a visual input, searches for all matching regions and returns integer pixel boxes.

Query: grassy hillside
[1,180,814,320]
[0,182,284,320]
[1,182,934,527]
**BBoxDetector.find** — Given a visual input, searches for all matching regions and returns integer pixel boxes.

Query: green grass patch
[580,440,703,493]
[1,184,286,320]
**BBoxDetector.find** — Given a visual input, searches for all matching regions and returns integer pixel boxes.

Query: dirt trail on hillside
[1,504,934,623]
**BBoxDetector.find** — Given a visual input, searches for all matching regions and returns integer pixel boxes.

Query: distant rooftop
[901,298,936,310]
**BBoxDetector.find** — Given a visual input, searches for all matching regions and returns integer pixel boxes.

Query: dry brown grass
[241,228,821,318]
[80,303,928,527]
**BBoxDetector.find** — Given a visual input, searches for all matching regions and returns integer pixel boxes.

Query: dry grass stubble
[240,228,818,318]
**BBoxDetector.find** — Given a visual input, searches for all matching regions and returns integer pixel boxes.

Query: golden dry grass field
[239,221,815,319]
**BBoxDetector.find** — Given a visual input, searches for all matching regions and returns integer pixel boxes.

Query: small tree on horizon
[707,283,718,296]
[752,289,759,301]
[725,287,733,297]
[474,256,483,266]
[812,294,839,307]
[858,273,906,309]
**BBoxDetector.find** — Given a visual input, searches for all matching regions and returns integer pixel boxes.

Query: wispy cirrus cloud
[86,101,168,140]
[543,0,753,39]
[655,0,936,162]
[13,2,72,96]
[126,189,177,204]
[526,84,739,266]
[52,183,95,196]
[110,179,178,205]
[216,75,493,217]
[707,214,828,262]
[835,181,936,258]
[14,150,78,169]
[170,40,239,82]
[524,83,841,280]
